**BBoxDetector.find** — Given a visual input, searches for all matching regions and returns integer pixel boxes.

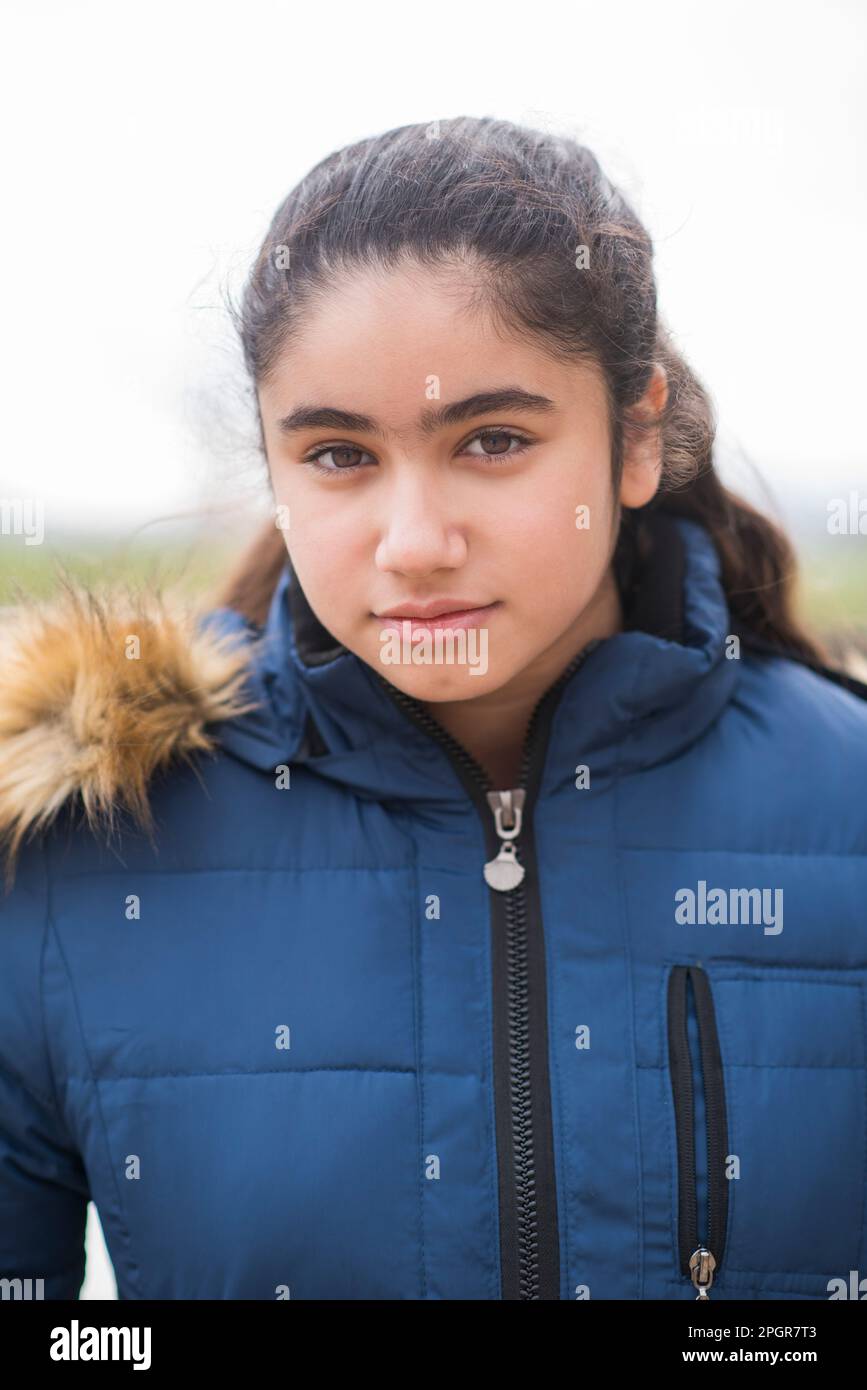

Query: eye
[300,443,376,477]
[460,428,533,462]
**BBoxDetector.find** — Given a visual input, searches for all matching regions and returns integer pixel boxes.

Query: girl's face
[258,260,663,702]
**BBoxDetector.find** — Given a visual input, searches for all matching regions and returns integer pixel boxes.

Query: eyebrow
[274,387,557,439]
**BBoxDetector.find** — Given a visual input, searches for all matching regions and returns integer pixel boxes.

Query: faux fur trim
[0,578,258,888]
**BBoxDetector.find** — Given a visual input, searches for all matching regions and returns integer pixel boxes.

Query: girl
[1,117,866,1302]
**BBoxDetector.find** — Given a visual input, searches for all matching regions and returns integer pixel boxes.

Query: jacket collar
[211,509,741,801]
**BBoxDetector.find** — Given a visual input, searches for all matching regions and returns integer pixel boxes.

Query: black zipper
[371,644,594,1299]
[666,963,730,1298]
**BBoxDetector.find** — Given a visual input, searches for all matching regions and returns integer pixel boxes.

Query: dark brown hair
[218,115,828,667]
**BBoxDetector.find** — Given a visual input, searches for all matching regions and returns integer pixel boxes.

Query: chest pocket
[665,962,867,1299]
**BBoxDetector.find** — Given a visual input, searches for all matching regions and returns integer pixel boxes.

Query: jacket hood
[0,510,744,874]
[210,508,741,802]
[0,579,257,880]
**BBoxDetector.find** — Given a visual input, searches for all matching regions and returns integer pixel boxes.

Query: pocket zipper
[666,963,730,1299]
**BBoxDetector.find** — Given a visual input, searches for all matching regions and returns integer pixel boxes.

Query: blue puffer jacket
[2,511,866,1301]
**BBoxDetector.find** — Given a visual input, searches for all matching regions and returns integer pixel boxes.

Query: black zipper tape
[666,964,730,1276]
[490,716,562,1299]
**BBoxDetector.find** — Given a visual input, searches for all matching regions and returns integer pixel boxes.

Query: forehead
[259,261,604,438]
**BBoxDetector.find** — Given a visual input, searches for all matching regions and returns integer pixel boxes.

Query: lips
[374,601,500,632]
[376,599,495,621]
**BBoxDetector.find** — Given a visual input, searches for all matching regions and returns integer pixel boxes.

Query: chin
[375,661,499,701]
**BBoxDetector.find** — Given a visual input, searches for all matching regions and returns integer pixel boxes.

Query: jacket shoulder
[742,645,867,725]
[0,579,258,890]
[735,646,867,794]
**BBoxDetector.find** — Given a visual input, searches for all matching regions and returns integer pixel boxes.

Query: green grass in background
[797,544,867,630]
[0,531,254,607]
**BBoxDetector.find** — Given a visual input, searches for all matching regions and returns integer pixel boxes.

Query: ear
[619,363,668,508]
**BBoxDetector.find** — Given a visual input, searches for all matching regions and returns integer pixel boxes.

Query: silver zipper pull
[688,1245,716,1299]
[483,790,526,891]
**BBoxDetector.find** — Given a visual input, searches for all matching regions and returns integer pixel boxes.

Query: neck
[419,563,624,790]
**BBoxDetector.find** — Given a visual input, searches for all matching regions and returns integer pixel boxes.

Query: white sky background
[0,0,864,545]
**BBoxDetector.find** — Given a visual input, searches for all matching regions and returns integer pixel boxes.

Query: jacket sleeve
[0,838,89,1299]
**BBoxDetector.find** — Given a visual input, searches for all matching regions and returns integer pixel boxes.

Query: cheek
[501,470,612,608]
[516,535,609,642]
[282,499,369,631]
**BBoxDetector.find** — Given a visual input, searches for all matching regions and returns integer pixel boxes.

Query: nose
[374,467,468,576]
